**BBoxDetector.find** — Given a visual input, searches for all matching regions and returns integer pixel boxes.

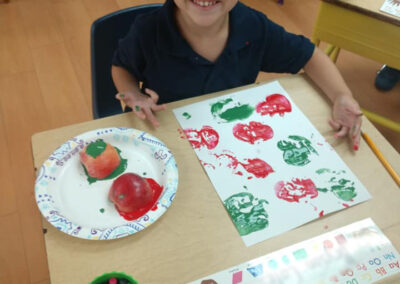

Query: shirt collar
[156,0,261,57]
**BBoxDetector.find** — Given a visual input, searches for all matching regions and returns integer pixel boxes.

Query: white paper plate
[34,127,178,240]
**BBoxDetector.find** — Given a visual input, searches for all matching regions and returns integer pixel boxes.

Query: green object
[83,146,128,184]
[135,105,140,112]
[86,139,107,158]
[90,272,138,284]
[210,98,254,123]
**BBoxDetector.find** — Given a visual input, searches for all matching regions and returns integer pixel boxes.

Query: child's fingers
[145,88,160,103]
[329,119,341,131]
[334,126,349,138]
[132,104,146,120]
[151,103,167,112]
[351,117,362,150]
[352,130,361,151]
[142,107,160,127]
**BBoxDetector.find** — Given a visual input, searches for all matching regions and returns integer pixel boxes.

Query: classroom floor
[0,0,399,283]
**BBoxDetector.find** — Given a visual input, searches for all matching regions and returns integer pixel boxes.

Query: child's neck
[175,9,229,63]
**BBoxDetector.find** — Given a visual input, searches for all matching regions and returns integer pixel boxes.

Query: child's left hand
[329,95,363,151]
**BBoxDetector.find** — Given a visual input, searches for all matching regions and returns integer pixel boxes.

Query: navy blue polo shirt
[112,0,315,103]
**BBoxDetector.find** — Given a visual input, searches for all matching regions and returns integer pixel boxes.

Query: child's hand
[116,88,167,127]
[329,95,363,151]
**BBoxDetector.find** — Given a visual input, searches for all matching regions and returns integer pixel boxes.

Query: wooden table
[31,75,400,284]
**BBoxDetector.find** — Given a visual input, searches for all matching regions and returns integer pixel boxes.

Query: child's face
[173,0,238,28]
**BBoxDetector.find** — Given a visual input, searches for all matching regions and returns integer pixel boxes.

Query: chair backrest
[90,4,162,119]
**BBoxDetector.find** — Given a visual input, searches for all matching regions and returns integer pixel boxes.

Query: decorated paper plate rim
[34,127,178,240]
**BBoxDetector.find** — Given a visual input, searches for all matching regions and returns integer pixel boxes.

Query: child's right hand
[115,88,167,127]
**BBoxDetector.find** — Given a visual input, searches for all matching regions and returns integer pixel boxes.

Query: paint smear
[184,126,219,150]
[256,93,292,117]
[232,121,274,144]
[214,152,274,178]
[115,178,163,221]
[182,112,192,119]
[210,98,254,123]
[319,210,324,217]
[275,178,318,202]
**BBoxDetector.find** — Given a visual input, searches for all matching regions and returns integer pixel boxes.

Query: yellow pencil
[361,132,400,187]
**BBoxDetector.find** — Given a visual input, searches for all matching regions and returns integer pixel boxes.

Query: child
[112,0,362,150]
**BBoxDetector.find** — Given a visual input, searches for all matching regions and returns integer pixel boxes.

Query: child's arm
[303,48,362,150]
[111,65,167,127]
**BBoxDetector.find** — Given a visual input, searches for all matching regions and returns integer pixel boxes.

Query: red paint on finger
[353,144,359,151]
[233,121,274,144]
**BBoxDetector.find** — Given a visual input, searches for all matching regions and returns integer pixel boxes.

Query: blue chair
[90,4,162,119]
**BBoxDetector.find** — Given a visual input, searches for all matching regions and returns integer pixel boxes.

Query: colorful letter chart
[174,81,371,246]
[189,218,400,284]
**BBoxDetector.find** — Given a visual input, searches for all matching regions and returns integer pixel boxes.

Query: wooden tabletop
[323,0,400,26]
[31,74,400,284]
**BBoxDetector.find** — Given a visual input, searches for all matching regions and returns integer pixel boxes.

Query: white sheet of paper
[173,81,371,246]
[188,218,400,284]
[380,0,400,18]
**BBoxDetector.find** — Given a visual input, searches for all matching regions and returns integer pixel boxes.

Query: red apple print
[256,94,292,117]
[233,121,274,144]
[213,152,274,178]
[274,178,318,202]
[184,126,219,150]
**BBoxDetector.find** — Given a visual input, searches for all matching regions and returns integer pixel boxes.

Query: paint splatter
[315,169,357,201]
[114,178,163,221]
[275,178,318,202]
[177,128,187,139]
[224,192,269,236]
[232,121,274,144]
[99,208,105,213]
[201,160,216,169]
[277,135,318,166]
[213,152,274,178]
[210,98,254,123]
[319,210,324,217]
[184,126,219,150]
[182,112,192,119]
[256,93,292,117]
